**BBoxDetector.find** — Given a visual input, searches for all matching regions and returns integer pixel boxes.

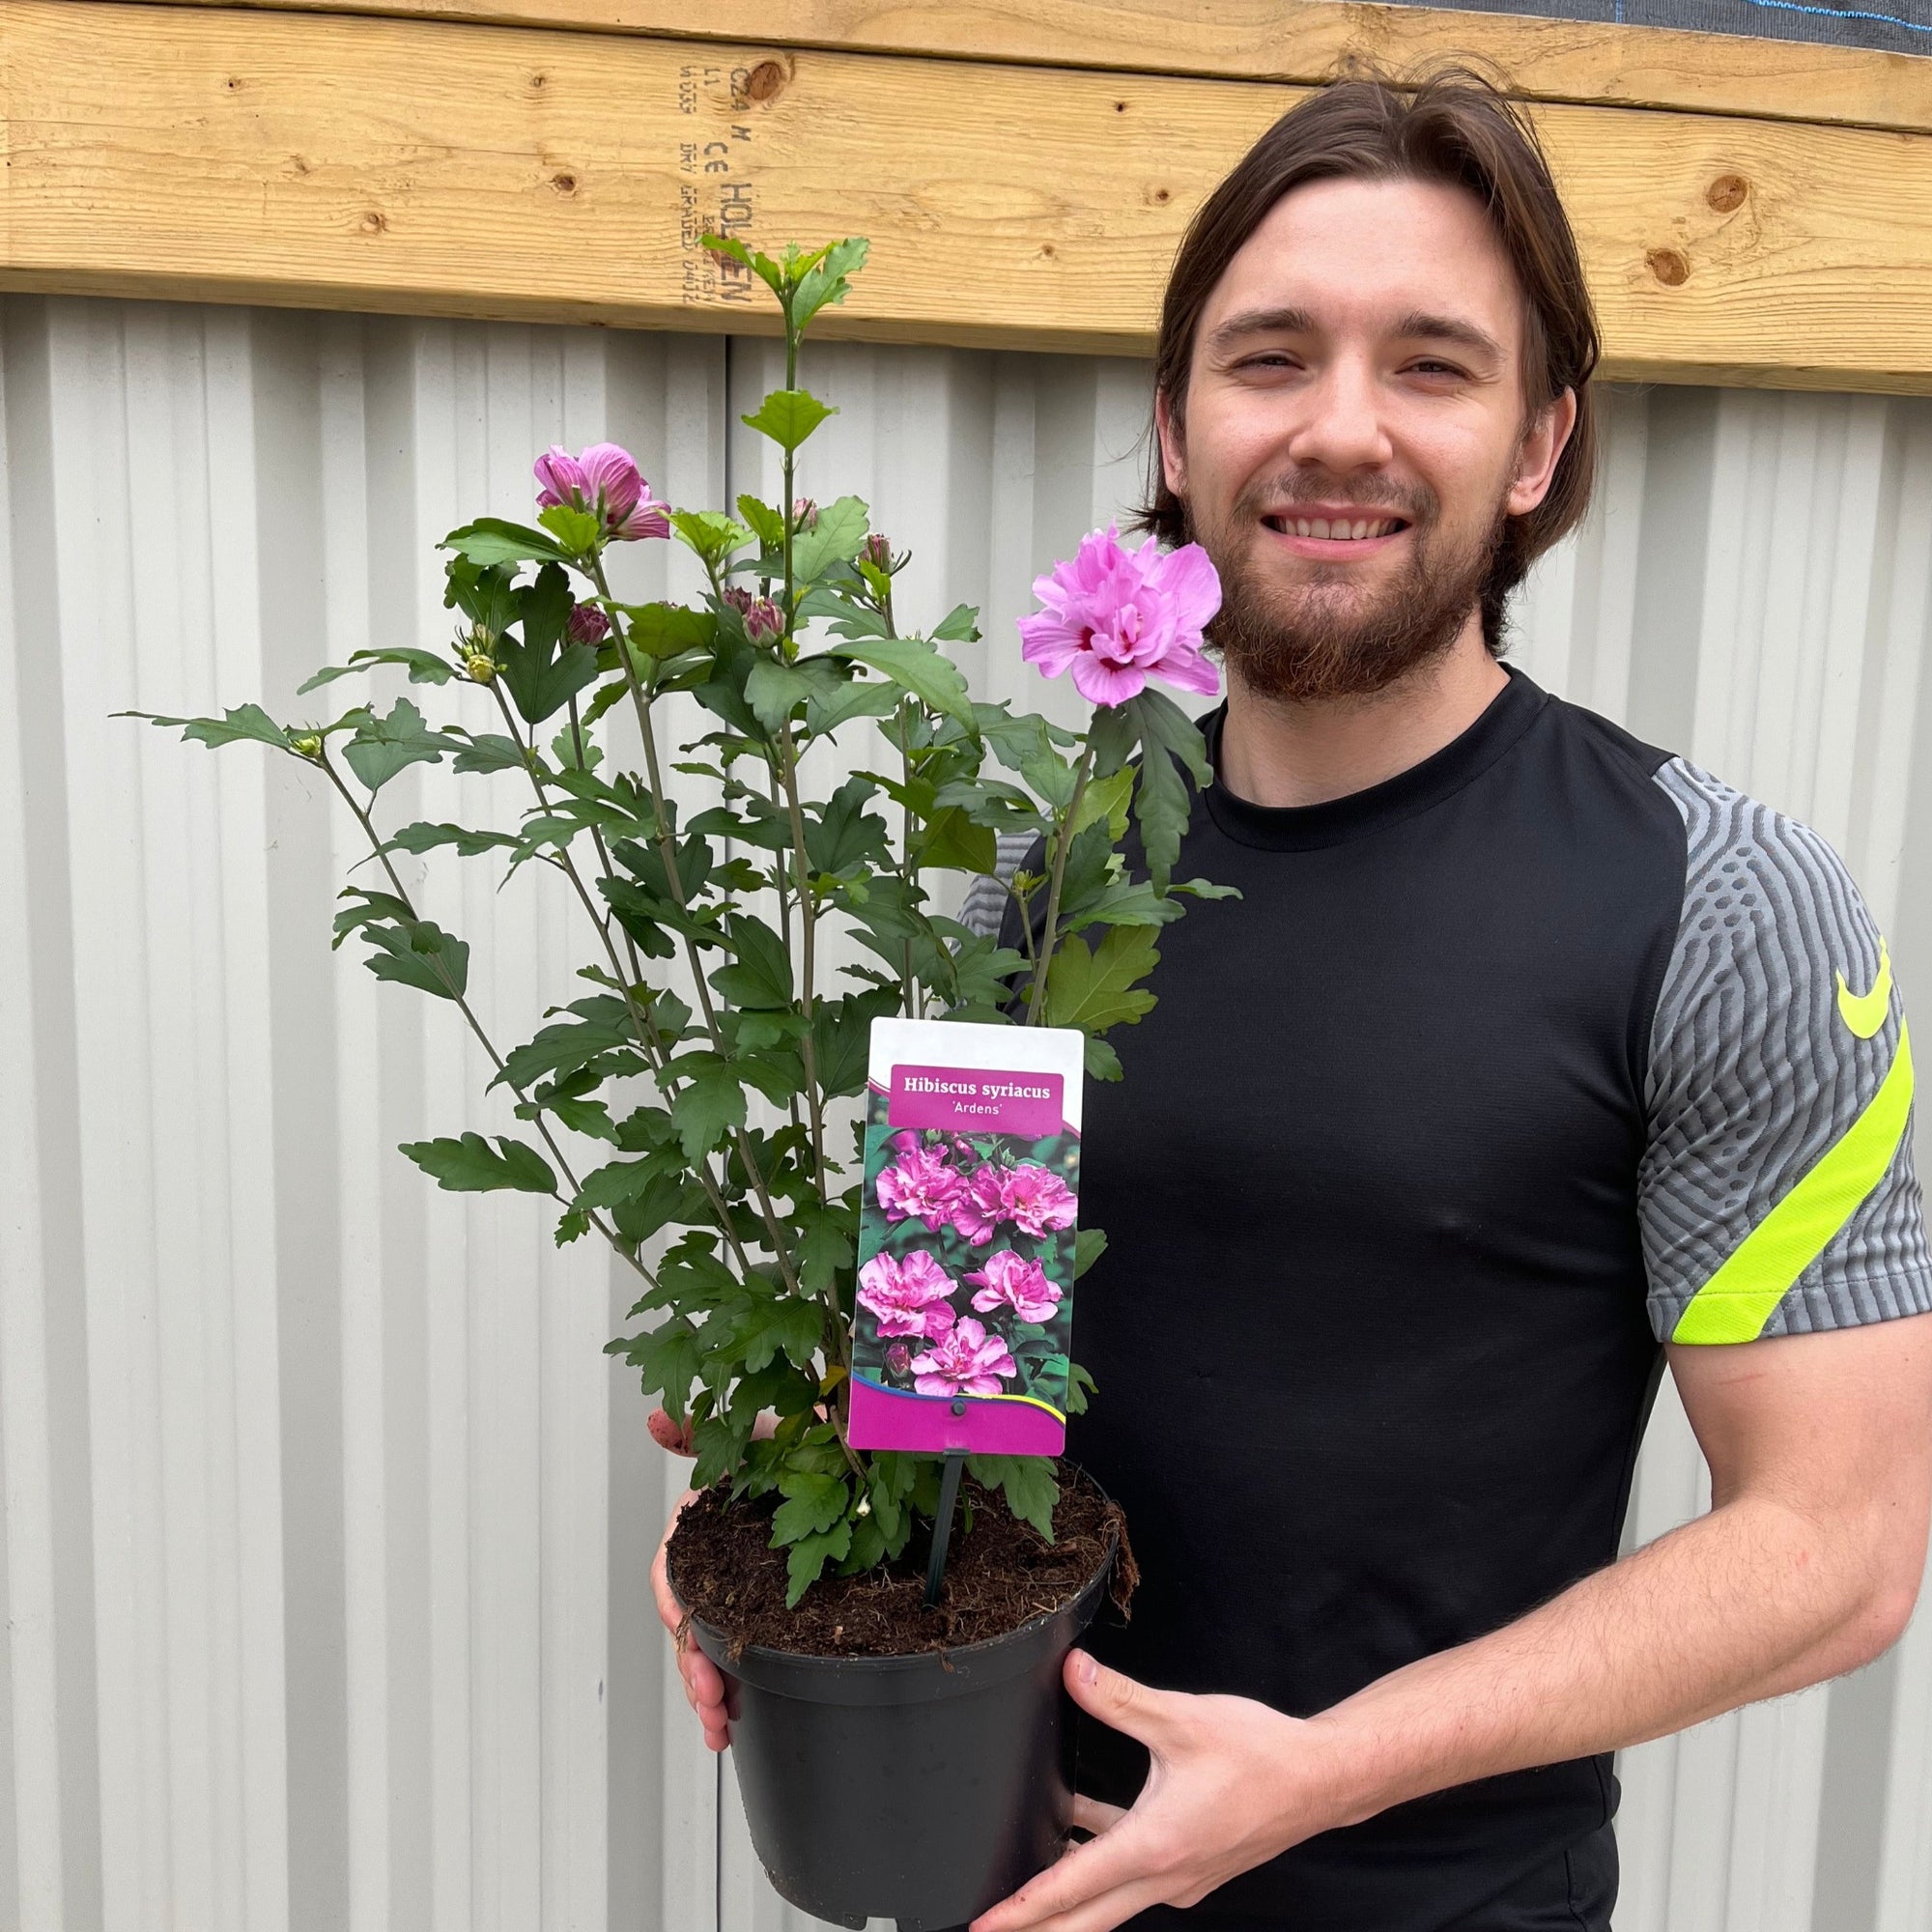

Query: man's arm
[973,1313,1932,1932]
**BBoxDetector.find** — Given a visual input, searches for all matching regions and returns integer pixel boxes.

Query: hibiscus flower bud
[721,584,754,617]
[862,531,894,571]
[567,602,611,645]
[791,496,818,531]
[885,1342,912,1377]
[743,596,784,645]
[465,652,497,684]
[291,733,323,759]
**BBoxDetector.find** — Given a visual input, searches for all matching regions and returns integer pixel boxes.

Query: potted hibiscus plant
[132,235,1227,1931]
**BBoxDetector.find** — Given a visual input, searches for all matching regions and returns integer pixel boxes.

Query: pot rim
[683,1466,1118,1674]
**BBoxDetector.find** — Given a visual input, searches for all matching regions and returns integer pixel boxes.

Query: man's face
[1158,175,1575,701]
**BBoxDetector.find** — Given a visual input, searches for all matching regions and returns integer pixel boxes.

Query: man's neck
[1213,621,1510,810]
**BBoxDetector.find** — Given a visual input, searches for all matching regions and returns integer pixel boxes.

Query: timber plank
[148,0,1932,139]
[9,1,1932,393]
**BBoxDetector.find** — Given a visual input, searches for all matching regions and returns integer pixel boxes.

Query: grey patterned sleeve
[1639,759,1932,1345]
[956,833,1040,944]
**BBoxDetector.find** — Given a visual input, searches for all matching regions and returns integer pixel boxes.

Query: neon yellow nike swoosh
[1836,940,1892,1039]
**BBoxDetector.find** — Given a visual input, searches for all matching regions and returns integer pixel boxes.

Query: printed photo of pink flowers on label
[849,1019,1085,1457]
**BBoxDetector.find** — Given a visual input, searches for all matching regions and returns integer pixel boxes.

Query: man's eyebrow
[1391,311,1507,362]
[1202,306,1315,354]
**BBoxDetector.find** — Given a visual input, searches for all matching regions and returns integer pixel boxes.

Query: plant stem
[776,724,831,1207]
[317,751,655,1290]
[589,558,812,1307]
[488,683,760,1285]
[1025,742,1094,1027]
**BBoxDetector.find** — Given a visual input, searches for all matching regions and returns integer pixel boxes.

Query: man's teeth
[1277,517,1402,540]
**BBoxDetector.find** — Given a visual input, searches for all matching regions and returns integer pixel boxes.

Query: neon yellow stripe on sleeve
[1671,1025,1915,1345]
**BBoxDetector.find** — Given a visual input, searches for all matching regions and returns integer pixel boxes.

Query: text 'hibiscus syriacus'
[856,1251,957,1341]
[910,1317,1017,1397]
[533,442,672,543]
[965,1249,1063,1323]
[1018,523,1221,705]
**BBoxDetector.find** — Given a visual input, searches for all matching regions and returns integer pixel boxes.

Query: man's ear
[1507,386,1578,517]
[1155,386,1188,498]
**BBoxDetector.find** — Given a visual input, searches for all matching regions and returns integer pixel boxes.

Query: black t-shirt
[975,666,1931,1928]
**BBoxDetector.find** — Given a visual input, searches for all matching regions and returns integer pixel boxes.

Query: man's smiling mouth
[1261,513,1409,542]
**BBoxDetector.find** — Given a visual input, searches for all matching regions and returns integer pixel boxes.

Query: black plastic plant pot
[689,1527,1116,1932]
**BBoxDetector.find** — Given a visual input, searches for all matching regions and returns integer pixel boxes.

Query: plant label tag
[848,1018,1086,1457]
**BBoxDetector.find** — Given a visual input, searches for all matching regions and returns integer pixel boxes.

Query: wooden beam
[10,1,1932,393]
[148,0,1932,140]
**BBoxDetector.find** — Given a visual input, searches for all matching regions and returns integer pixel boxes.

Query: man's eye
[1407,360,1466,378]
[1237,353,1299,370]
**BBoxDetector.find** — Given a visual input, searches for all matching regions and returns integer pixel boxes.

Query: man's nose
[1286,357,1394,475]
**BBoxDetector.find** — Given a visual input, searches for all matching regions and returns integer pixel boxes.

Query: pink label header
[887,1064,1065,1138]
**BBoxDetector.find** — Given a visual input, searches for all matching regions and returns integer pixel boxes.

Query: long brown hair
[1139,67,1601,653]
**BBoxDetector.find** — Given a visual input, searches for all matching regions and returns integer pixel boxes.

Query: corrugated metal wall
[2,292,1929,1932]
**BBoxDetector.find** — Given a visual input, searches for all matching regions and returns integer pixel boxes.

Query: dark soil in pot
[667,1465,1133,1656]
[664,1467,1135,1931]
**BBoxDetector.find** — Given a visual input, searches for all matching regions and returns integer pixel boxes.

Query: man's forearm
[1302,1494,1908,1831]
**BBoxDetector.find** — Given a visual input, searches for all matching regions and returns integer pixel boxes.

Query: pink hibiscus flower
[1018,524,1221,706]
[533,441,671,542]
[910,1317,1017,1397]
[950,1163,1010,1245]
[856,1251,957,1341]
[1003,1162,1079,1238]
[876,1146,965,1233]
[966,1249,1063,1323]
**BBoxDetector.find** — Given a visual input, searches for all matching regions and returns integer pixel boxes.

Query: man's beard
[1185,476,1509,704]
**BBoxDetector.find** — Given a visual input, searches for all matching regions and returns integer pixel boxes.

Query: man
[658,71,1932,1931]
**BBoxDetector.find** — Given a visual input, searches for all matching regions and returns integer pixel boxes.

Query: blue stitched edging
[1737,0,1932,33]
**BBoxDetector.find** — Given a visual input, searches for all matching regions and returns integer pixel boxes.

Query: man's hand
[648,1411,731,1753]
[971,1650,1334,1932]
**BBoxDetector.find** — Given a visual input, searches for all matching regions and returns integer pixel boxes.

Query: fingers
[1070,1794,1128,1837]
[647,1409,697,1455]
[651,1492,731,1747]
[970,1825,1169,1932]
[1063,1651,1173,1746]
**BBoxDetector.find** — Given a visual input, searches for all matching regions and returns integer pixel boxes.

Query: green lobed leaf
[735,495,786,551]
[1073,1229,1108,1279]
[831,637,974,725]
[670,508,753,564]
[620,1316,703,1423]
[966,1455,1059,1543]
[298,647,457,693]
[440,517,573,568]
[783,1519,853,1607]
[744,658,817,733]
[790,236,869,329]
[447,730,530,775]
[916,806,997,875]
[380,821,522,860]
[931,602,981,643]
[399,1131,557,1195]
[1044,924,1159,1035]
[742,388,835,454]
[124,703,293,753]
[536,502,603,554]
[620,602,716,662]
[805,675,902,737]
[708,917,792,1010]
[342,697,455,791]
[790,495,870,583]
[668,1056,750,1162]
[772,1469,850,1545]
[804,776,892,876]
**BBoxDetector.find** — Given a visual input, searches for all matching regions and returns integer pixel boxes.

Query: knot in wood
[746,60,788,103]
[360,210,387,236]
[1707,174,1749,213]
[1647,247,1690,288]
